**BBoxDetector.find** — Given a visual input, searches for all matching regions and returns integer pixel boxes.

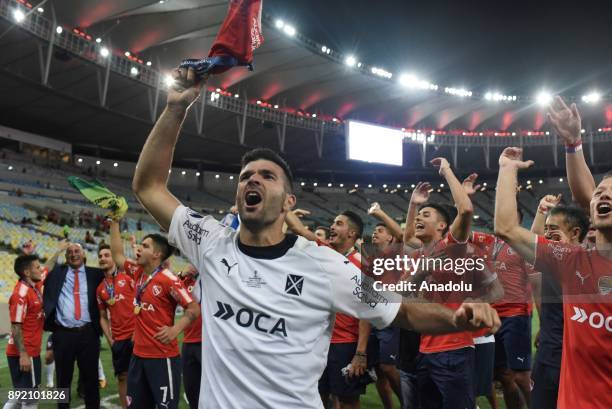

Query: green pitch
[0,314,539,409]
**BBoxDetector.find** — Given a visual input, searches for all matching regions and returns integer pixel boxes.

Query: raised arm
[132,68,204,231]
[531,194,562,235]
[431,158,473,242]
[404,182,429,248]
[493,147,537,264]
[285,209,317,242]
[368,202,404,242]
[547,96,595,210]
[110,219,128,269]
[44,239,69,271]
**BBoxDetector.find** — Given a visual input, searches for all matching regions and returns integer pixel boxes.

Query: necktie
[74,269,81,320]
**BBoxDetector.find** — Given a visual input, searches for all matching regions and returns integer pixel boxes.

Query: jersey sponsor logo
[213,301,288,337]
[152,285,162,296]
[598,276,612,295]
[548,243,571,261]
[221,258,238,275]
[243,271,267,288]
[134,301,155,312]
[570,307,612,332]
[285,274,304,296]
[182,219,209,245]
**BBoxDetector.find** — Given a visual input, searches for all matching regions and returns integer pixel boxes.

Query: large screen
[345,120,404,166]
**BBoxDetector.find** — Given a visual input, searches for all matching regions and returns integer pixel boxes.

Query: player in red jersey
[287,209,373,409]
[494,146,612,409]
[4,255,45,409]
[96,238,135,409]
[109,219,200,409]
[178,265,202,409]
[402,158,486,409]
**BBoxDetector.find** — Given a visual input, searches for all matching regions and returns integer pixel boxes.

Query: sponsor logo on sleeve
[183,219,209,245]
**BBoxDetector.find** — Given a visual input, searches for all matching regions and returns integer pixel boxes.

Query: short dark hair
[142,234,174,261]
[340,210,364,238]
[241,148,294,193]
[315,226,329,239]
[14,255,39,279]
[98,244,111,254]
[418,203,455,234]
[549,205,590,242]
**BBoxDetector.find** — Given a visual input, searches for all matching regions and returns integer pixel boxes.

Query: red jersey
[6,280,44,357]
[417,233,475,354]
[471,232,533,317]
[181,274,202,343]
[331,249,362,343]
[96,271,136,341]
[534,236,612,409]
[124,261,194,358]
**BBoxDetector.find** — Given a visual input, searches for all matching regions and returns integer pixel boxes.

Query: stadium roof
[0,0,611,178]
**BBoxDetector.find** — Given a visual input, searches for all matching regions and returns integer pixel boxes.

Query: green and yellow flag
[67,176,128,220]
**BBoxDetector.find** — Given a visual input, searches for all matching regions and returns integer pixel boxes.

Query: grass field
[0,314,539,409]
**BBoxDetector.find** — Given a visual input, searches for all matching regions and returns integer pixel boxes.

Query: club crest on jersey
[152,285,162,296]
[598,276,612,295]
[118,279,126,287]
[285,274,304,296]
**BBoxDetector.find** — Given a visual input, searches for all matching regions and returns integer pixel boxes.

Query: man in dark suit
[43,243,105,409]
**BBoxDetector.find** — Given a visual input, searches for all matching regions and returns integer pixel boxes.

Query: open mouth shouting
[596,202,612,217]
[244,190,263,211]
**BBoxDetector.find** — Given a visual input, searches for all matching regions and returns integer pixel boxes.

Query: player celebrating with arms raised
[132,66,500,409]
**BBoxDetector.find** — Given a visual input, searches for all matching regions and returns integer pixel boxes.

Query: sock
[45,362,55,387]
[98,358,106,381]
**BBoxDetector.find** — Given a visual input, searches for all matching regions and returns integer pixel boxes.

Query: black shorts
[473,341,495,397]
[181,342,202,409]
[127,355,181,409]
[111,339,133,376]
[369,326,400,366]
[494,315,532,371]
[319,342,367,398]
[531,360,560,409]
[8,355,42,389]
[416,347,475,409]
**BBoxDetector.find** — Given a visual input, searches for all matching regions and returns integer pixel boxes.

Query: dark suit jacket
[43,264,105,336]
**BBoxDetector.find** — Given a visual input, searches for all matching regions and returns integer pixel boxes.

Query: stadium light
[124,51,131,57]
[215,174,220,179]
[95,37,102,44]
[283,25,296,36]
[13,9,25,23]
[8,165,13,171]
[536,91,552,106]
[37,7,44,13]
[411,184,415,188]
[146,61,152,67]
[355,184,359,188]
[56,26,63,34]
[383,184,387,188]
[368,184,372,188]
[100,47,110,58]
[163,74,175,87]
[273,104,279,109]
[130,67,139,76]
[300,182,305,186]
[339,184,344,188]
[113,162,118,167]
[345,56,357,67]
[229,175,234,180]
[181,170,186,175]
[196,172,201,177]
[582,92,601,103]
[559,177,564,182]
[396,184,401,188]
[96,160,101,165]
[328,183,332,187]
[275,19,284,29]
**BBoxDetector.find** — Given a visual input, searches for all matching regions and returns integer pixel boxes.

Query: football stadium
[0,0,610,408]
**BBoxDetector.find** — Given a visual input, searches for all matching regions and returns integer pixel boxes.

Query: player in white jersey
[132,66,501,409]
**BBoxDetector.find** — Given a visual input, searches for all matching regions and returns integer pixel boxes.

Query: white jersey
[168,205,400,409]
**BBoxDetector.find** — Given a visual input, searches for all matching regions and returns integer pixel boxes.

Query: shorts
[181,342,202,409]
[319,342,367,398]
[111,339,133,376]
[127,355,181,409]
[494,315,532,371]
[46,333,54,351]
[531,360,560,409]
[8,355,42,389]
[369,326,400,366]
[416,347,475,409]
[473,339,495,397]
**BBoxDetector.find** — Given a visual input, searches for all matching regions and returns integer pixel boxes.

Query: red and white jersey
[471,232,533,317]
[124,260,194,358]
[416,234,474,354]
[534,236,612,409]
[331,249,361,344]
[6,280,44,357]
[96,271,136,341]
[181,274,202,343]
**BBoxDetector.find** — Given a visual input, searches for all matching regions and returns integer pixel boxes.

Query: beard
[238,194,285,233]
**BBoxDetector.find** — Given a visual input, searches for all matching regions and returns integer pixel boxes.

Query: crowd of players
[3,68,610,409]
